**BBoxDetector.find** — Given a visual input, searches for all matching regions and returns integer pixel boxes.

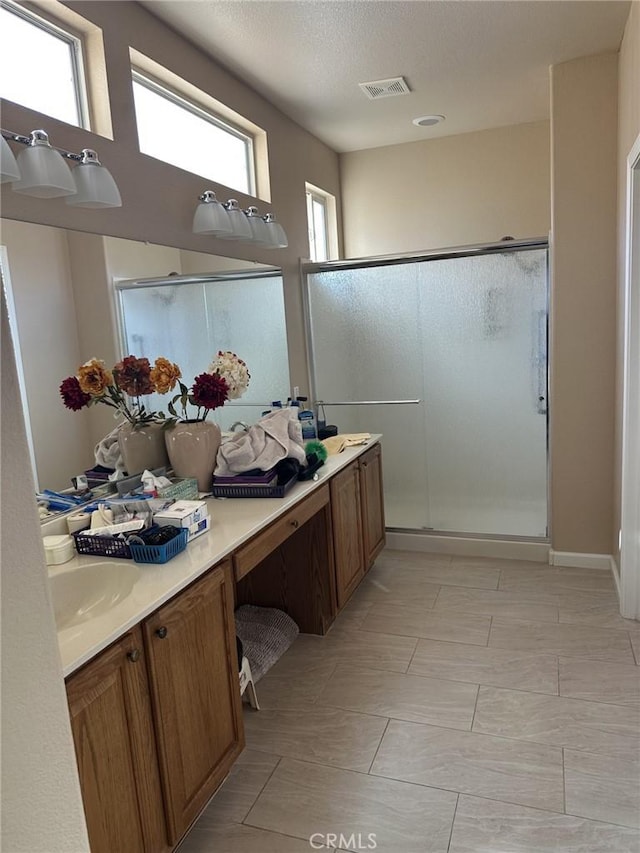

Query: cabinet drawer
[234,484,330,582]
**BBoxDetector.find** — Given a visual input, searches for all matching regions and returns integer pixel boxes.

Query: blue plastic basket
[128,526,188,564]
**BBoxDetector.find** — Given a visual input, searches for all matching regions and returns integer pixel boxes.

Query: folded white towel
[215,408,306,476]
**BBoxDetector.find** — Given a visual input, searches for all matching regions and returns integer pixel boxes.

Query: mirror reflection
[0,219,288,494]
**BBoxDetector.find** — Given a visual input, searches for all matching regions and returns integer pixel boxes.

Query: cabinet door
[66,628,168,853]
[359,444,386,569]
[143,560,244,844]
[331,460,365,608]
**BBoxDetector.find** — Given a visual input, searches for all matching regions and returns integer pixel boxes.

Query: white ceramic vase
[164,420,221,492]
[118,422,169,475]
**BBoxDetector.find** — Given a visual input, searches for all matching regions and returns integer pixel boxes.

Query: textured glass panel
[307,248,548,537]
[416,249,547,536]
[308,265,430,530]
[119,275,289,430]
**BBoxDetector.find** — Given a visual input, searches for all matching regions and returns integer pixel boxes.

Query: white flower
[208,350,250,399]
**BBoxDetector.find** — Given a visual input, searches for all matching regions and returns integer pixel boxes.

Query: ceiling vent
[359,76,411,100]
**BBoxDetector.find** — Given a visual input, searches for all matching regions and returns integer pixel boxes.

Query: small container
[299,408,317,440]
[43,534,76,565]
[67,512,91,535]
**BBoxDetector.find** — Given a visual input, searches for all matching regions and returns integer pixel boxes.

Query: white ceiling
[142,0,631,153]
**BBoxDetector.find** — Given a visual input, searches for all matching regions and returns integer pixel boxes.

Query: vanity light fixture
[192,191,289,249]
[0,128,122,207]
[192,191,233,236]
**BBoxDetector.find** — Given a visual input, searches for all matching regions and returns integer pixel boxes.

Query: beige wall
[550,53,619,554]
[614,2,640,561]
[1,290,90,853]
[340,120,551,258]
[1,219,93,489]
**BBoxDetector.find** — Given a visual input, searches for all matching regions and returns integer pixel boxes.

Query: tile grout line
[240,754,283,825]
[469,682,482,731]
[561,747,567,814]
[404,637,420,673]
[366,716,391,775]
[628,631,639,665]
[446,793,460,853]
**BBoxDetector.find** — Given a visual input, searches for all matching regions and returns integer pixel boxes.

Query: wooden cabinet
[143,559,244,844]
[331,443,386,607]
[331,461,366,608]
[359,443,386,569]
[66,560,244,852]
[66,628,168,853]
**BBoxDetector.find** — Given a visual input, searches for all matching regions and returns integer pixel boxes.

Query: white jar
[42,534,75,565]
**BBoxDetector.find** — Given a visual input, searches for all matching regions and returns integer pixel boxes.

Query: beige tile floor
[178,549,640,853]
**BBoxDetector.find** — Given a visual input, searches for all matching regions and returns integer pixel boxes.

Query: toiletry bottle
[297,397,317,440]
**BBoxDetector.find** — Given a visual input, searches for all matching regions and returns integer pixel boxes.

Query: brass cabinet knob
[155,626,168,639]
[291,519,299,528]
[127,649,140,663]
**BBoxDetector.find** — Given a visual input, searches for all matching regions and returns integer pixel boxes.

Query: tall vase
[164,420,221,493]
[118,422,169,475]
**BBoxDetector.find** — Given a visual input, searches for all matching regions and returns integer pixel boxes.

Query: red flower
[191,372,229,410]
[60,376,91,411]
[113,356,154,396]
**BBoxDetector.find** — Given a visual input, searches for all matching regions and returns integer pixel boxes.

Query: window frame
[131,69,256,196]
[0,0,90,129]
[306,186,330,262]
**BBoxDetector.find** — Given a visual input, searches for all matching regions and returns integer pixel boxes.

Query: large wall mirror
[0,219,289,492]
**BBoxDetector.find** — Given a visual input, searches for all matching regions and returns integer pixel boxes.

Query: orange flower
[150,357,182,394]
[77,358,113,396]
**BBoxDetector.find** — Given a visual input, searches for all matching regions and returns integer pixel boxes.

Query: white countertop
[52,437,380,677]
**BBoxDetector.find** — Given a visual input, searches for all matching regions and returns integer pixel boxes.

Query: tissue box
[153,500,209,537]
[187,514,211,541]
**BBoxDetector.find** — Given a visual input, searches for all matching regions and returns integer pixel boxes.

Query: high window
[0,0,89,128]
[132,71,255,195]
[306,183,337,262]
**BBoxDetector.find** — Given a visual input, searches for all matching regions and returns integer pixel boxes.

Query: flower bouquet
[60,355,182,425]
[164,351,250,491]
[60,355,182,475]
[166,350,251,423]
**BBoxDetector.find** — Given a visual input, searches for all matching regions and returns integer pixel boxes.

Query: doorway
[620,133,640,619]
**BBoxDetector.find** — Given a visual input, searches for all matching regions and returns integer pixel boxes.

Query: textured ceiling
[142,0,631,152]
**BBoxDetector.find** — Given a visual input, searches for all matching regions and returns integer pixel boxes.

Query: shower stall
[304,239,549,540]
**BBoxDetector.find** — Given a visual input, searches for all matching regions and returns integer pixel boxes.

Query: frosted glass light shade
[245,206,271,245]
[0,135,20,183]
[65,148,122,208]
[263,213,289,249]
[12,130,76,198]
[192,190,232,235]
[222,199,252,241]
[66,150,122,208]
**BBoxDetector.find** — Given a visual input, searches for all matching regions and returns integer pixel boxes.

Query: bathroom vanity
[59,438,384,852]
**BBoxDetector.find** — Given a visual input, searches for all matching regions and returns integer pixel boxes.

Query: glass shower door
[306,244,548,538]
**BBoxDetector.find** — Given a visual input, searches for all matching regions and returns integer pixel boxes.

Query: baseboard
[610,555,621,599]
[549,550,614,570]
[384,531,550,563]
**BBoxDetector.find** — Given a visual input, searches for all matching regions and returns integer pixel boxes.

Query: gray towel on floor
[215,408,306,476]
[234,605,299,682]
